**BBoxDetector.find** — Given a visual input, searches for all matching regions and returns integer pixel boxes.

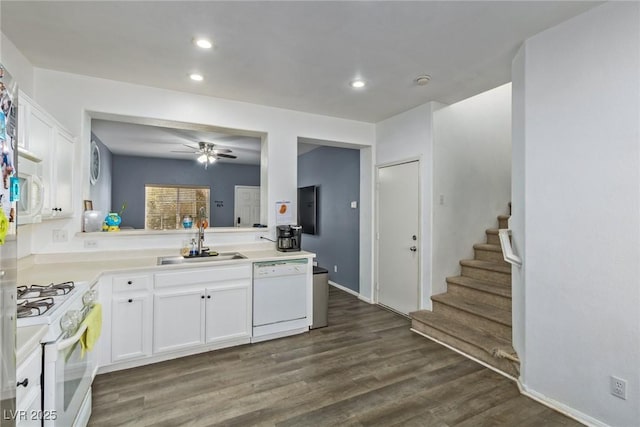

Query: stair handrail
[498,229,522,267]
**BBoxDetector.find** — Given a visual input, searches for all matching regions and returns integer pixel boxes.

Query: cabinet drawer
[16,345,42,407]
[155,264,251,289]
[113,274,151,293]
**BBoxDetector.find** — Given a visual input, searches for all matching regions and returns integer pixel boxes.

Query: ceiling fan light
[208,155,216,163]
[197,154,208,163]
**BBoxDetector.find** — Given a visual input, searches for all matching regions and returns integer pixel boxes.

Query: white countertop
[16,325,48,366]
[18,248,315,285]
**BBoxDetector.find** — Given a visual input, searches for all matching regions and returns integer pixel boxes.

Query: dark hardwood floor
[90,287,580,427]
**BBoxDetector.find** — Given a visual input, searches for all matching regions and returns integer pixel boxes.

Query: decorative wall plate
[90,140,100,185]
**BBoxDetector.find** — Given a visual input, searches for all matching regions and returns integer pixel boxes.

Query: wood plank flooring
[89,287,581,427]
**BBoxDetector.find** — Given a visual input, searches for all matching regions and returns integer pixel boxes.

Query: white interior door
[377,160,420,315]
[234,186,260,227]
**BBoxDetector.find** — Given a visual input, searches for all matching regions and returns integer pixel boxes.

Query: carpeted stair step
[446,276,511,309]
[473,243,508,265]
[410,310,519,377]
[485,228,503,245]
[498,215,510,229]
[431,293,512,340]
[460,259,511,286]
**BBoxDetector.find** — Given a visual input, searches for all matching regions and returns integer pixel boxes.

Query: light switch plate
[350,201,357,209]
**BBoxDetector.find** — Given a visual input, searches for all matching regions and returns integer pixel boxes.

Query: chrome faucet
[197,220,205,255]
[197,207,207,255]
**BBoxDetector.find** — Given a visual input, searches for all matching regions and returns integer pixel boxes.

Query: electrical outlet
[84,240,98,249]
[611,376,627,400]
[52,229,68,243]
[334,265,338,273]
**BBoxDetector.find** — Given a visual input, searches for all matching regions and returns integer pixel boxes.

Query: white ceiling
[91,119,262,165]
[1,1,598,123]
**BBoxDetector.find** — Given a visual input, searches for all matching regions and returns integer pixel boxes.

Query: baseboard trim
[328,280,359,296]
[518,384,608,427]
[410,328,517,382]
[411,327,608,427]
[358,295,372,304]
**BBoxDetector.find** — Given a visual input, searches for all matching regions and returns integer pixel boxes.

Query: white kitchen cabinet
[18,93,53,156]
[153,264,251,354]
[18,91,76,219]
[16,345,42,427]
[153,288,206,353]
[49,126,75,216]
[205,284,251,343]
[111,294,153,362]
[109,273,153,363]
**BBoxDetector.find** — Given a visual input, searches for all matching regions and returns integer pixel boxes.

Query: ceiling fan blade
[216,153,237,159]
[182,143,199,150]
[213,148,232,154]
[171,150,198,153]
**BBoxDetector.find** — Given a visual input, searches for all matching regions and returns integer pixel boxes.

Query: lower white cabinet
[205,284,251,343]
[16,345,42,427]
[153,288,206,353]
[109,273,153,363]
[101,264,252,371]
[153,265,252,355]
[111,293,153,362]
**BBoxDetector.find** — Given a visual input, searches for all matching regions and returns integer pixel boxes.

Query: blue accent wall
[298,146,360,292]
[111,155,260,229]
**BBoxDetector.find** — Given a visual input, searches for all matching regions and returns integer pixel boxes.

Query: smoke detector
[415,75,431,86]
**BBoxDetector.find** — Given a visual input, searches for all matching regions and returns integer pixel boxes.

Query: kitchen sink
[157,252,247,265]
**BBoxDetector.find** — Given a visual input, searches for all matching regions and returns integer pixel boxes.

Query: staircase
[410,213,520,378]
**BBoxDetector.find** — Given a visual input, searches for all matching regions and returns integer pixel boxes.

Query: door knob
[410,246,417,252]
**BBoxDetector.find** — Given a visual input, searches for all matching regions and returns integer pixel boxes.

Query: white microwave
[17,148,44,224]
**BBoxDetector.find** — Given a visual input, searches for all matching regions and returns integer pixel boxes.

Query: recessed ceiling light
[193,38,213,49]
[190,73,204,82]
[350,80,366,89]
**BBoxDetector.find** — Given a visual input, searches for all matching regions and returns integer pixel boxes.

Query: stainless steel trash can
[311,266,328,329]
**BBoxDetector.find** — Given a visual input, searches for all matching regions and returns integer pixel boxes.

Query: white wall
[0,33,34,97]
[376,101,441,309]
[513,3,640,426]
[510,49,526,371]
[359,146,374,302]
[26,68,374,254]
[432,84,511,296]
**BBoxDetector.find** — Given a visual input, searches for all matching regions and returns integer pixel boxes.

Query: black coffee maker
[276,225,302,252]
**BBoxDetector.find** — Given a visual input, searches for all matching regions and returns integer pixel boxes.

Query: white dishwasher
[252,259,309,342]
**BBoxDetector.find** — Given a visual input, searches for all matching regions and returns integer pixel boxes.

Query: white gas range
[17,281,100,427]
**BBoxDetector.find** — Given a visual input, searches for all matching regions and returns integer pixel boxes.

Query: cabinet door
[205,282,251,344]
[111,294,152,362]
[26,105,55,215]
[17,96,27,149]
[153,289,205,354]
[16,346,42,425]
[51,127,75,217]
[16,392,42,427]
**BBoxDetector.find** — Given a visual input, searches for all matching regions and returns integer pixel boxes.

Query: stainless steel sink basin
[157,252,247,265]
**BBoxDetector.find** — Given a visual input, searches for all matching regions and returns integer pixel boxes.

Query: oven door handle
[56,323,88,352]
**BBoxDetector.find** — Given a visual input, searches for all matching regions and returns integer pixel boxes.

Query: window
[145,184,210,230]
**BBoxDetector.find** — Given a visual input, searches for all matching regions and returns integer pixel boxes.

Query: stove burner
[17,281,75,299]
[17,297,55,318]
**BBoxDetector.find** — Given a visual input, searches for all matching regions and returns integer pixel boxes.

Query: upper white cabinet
[50,127,75,216]
[18,91,76,219]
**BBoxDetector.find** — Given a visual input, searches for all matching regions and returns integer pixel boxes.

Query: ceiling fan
[171,141,237,169]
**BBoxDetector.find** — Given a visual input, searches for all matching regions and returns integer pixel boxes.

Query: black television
[298,185,318,235]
